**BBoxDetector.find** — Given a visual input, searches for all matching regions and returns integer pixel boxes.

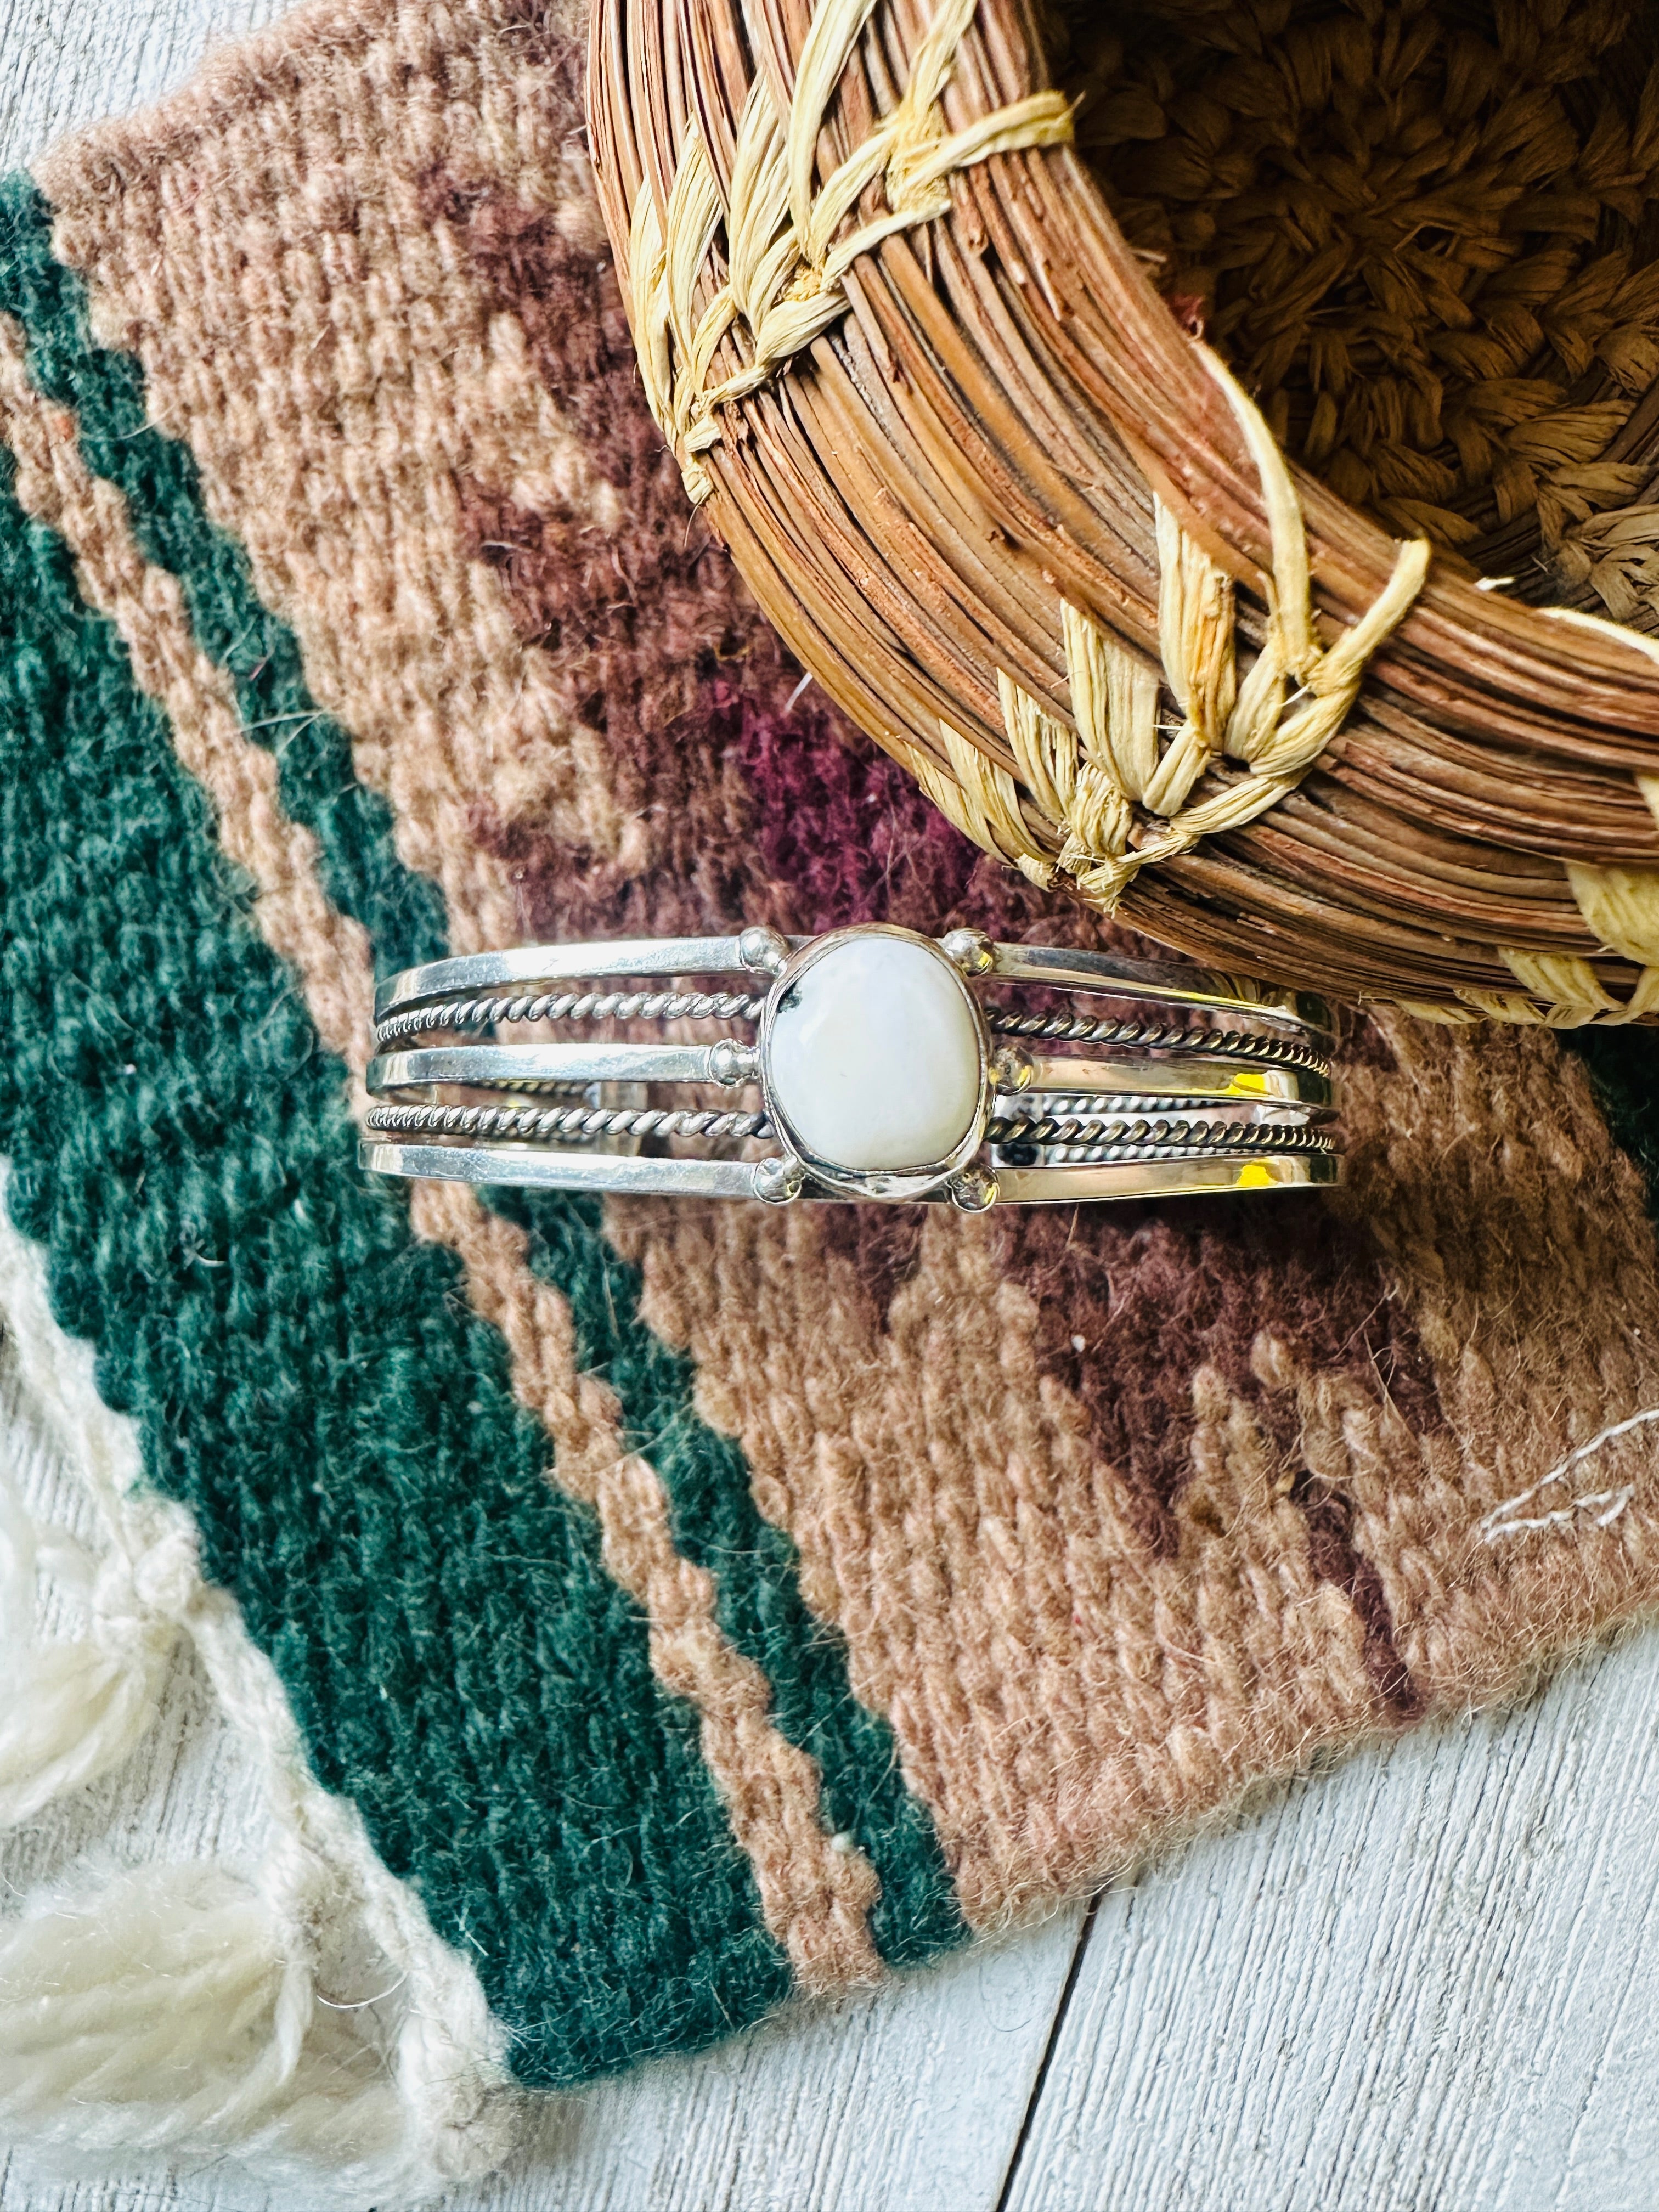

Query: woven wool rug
[6,0,1659,2197]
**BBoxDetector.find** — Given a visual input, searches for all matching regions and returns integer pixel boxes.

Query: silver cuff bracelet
[361,923,1339,1209]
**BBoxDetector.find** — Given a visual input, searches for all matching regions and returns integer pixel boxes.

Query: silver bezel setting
[757,924,992,1202]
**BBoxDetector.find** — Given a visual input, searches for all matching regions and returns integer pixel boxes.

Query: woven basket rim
[589,0,1659,1023]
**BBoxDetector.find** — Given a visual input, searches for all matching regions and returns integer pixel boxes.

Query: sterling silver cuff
[361,923,1339,1208]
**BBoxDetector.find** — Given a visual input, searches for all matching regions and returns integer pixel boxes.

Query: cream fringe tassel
[0,1160,523,2202]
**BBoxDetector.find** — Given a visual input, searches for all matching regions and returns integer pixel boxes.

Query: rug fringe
[0,1161,524,2205]
[0,1469,182,1825]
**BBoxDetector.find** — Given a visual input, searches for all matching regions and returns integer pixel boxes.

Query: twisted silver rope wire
[986,1115,1335,1153]
[364,1102,773,1144]
[984,1008,1330,1071]
[374,989,768,1049]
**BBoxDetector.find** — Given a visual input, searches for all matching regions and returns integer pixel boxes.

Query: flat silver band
[362,926,1339,1209]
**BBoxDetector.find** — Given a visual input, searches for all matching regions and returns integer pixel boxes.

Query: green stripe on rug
[0,174,446,979]
[496,1190,968,1966]
[0,172,966,1968]
[0,437,794,2086]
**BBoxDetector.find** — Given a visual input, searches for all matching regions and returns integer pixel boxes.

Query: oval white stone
[765,934,983,1173]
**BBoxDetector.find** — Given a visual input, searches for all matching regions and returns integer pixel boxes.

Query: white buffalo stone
[765,933,983,1173]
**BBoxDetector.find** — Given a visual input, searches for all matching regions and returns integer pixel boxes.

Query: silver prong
[709,1037,760,1087]
[992,1042,1035,1092]
[948,1165,999,1212]
[940,927,994,975]
[753,1154,805,1205]
[738,924,789,976]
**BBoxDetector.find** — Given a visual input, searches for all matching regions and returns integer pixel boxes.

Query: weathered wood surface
[4,7,1659,2208]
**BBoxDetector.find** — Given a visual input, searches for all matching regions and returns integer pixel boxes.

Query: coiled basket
[588,0,1659,1024]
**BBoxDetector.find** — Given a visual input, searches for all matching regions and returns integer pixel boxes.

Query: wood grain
[0,0,289,167]
[5,4,1659,2209]
[1006,1632,1659,2212]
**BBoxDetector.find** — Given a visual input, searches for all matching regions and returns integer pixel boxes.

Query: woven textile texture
[7,0,1659,2163]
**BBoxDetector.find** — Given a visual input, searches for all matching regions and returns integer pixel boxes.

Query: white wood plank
[1002,1627,1659,2212]
[0,0,292,172]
